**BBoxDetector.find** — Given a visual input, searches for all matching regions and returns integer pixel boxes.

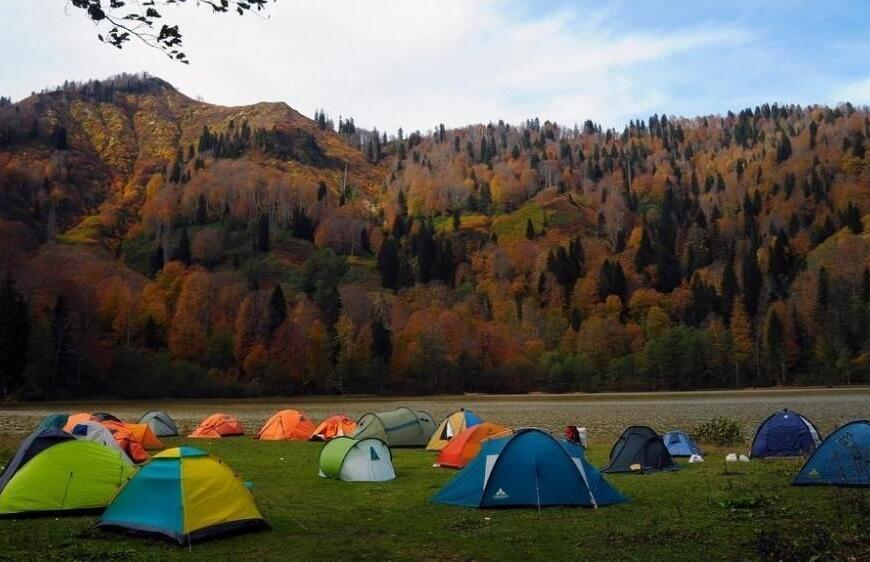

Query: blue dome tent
[750,409,822,459]
[431,428,626,509]
[793,420,869,487]
[663,430,702,457]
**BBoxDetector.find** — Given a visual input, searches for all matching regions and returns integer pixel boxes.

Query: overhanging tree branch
[66,0,275,64]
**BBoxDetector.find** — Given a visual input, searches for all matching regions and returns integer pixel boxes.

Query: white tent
[318,437,395,482]
[70,421,133,465]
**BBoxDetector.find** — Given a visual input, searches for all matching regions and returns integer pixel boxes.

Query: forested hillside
[1,73,868,399]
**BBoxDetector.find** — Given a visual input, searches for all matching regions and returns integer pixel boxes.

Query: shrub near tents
[693,417,744,447]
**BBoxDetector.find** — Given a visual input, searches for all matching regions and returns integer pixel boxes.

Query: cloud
[3,1,752,132]
[830,77,870,106]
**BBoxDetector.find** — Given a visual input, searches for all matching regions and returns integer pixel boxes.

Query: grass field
[0,434,866,561]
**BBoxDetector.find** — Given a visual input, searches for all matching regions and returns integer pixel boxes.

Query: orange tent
[436,422,511,469]
[63,412,94,432]
[189,413,245,439]
[310,415,357,441]
[255,410,316,441]
[101,420,163,450]
[108,425,151,463]
[63,413,162,457]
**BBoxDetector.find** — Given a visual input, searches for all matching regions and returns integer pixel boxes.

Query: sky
[3,1,870,134]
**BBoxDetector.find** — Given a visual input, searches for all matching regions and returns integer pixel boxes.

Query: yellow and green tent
[0,434,135,515]
[99,447,267,544]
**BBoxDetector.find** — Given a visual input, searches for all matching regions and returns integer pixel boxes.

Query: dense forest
[0,73,869,400]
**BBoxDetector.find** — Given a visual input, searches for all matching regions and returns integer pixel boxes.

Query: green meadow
[0,435,866,561]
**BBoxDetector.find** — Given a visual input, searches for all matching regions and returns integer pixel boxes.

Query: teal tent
[35,413,69,432]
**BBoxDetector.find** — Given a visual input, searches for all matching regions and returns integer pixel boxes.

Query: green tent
[318,437,395,482]
[350,407,437,448]
[35,413,69,431]
[0,438,135,515]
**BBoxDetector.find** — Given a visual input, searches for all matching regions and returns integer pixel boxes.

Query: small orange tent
[189,413,245,439]
[310,415,357,441]
[101,420,163,450]
[436,422,511,469]
[108,425,151,463]
[63,412,94,432]
[255,410,316,441]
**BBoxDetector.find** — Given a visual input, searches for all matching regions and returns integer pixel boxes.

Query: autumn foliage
[1,75,869,399]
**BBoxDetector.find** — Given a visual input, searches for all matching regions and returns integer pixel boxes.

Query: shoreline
[1,385,869,410]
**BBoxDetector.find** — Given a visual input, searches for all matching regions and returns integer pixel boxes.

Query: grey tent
[350,407,437,447]
[138,410,179,437]
[602,426,678,474]
[70,421,134,465]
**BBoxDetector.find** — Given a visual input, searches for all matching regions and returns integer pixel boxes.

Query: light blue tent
[793,420,869,487]
[663,430,702,457]
[431,428,626,508]
[750,409,822,458]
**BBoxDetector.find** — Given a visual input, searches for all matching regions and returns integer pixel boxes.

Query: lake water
[1,388,867,443]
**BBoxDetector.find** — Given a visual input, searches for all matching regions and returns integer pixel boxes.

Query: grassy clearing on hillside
[0,436,866,561]
[56,215,105,246]
[343,255,382,291]
[433,212,490,233]
[490,203,546,241]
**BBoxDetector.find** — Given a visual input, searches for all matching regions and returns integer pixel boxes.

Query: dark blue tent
[750,409,822,458]
[431,428,626,508]
[602,426,678,473]
[793,420,869,487]
[663,430,702,457]
[0,429,74,492]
